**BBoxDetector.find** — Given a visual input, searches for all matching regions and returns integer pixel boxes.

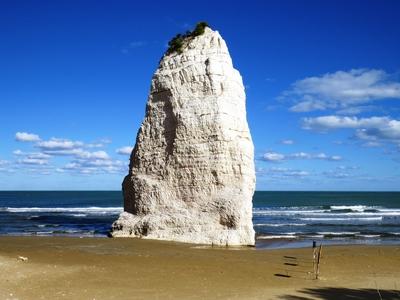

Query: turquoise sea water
[0,191,399,248]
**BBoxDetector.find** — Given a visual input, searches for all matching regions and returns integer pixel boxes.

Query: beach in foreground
[1,237,399,299]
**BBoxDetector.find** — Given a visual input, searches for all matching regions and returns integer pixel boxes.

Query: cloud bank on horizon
[1,132,133,177]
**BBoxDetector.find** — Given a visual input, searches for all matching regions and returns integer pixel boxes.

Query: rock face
[111,27,255,246]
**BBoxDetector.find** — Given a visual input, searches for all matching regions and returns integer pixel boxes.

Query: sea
[0,191,399,249]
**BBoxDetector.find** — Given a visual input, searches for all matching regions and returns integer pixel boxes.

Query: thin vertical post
[312,241,317,278]
[315,245,322,279]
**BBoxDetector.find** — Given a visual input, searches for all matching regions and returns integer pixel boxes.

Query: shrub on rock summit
[166,22,210,55]
[192,22,208,36]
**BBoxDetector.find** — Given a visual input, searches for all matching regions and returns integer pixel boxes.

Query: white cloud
[322,165,359,179]
[258,167,310,178]
[0,160,12,173]
[262,152,285,162]
[85,138,112,148]
[13,150,51,159]
[15,132,41,142]
[17,158,48,165]
[280,139,294,145]
[362,141,382,147]
[302,115,400,143]
[85,143,105,148]
[0,160,9,166]
[42,148,111,161]
[322,170,350,179]
[9,133,123,174]
[280,69,400,112]
[76,150,110,160]
[42,149,84,156]
[37,137,114,159]
[302,115,390,130]
[62,158,126,175]
[335,105,377,115]
[337,165,359,171]
[13,150,23,156]
[261,151,342,162]
[116,146,133,155]
[37,138,83,150]
[7,133,130,175]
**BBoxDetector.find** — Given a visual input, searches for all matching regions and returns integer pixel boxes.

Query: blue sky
[1,0,400,190]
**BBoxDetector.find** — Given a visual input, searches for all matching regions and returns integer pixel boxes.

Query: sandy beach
[0,237,399,299]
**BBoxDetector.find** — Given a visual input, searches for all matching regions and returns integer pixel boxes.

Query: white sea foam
[257,235,298,239]
[36,231,54,235]
[357,234,381,238]
[318,231,360,236]
[4,207,123,214]
[253,209,400,217]
[253,223,307,227]
[330,205,368,211]
[300,217,383,222]
[253,209,325,215]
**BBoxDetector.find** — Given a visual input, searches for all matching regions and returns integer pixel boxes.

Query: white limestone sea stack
[111,25,255,246]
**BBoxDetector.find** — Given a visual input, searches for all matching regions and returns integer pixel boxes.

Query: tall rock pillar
[112,26,255,246]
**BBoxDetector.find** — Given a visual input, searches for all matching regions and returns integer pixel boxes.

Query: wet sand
[0,236,399,299]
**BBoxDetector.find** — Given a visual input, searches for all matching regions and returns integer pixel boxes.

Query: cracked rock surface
[111,27,255,246]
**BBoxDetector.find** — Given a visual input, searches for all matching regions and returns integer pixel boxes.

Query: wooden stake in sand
[312,241,317,276]
[315,245,322,280]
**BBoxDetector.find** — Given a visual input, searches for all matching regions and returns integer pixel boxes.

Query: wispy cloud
[262,152,285,162]
[17,158,49,165]
[13,150,51,159]
[261,151,342,162]
[76,150,110,160]
[116,146,133,155]
[36,138,113,160]
[335,105,377,115]
[121,41,147,54]
[0,160,10,167]
[257,167,310,178]
[322,165,359,179]
[62,158,126,175]
[37,138,84,150]
[322,170,350,179]
[15,132,41,142]
[9,133,129,176]
[13,150,51,165]
[85,139,111,148]
[280,69,400,113]
[280,139,294,145]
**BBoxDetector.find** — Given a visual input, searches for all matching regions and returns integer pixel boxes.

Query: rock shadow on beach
[278,287,400,300]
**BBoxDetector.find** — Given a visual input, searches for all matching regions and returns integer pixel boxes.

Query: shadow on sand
[278,287,400,300]
[274,255,314,279]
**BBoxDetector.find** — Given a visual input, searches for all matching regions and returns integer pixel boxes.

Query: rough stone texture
[111,27,255,246]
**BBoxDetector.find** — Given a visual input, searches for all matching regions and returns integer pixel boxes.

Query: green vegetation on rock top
[166,22,210,55]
